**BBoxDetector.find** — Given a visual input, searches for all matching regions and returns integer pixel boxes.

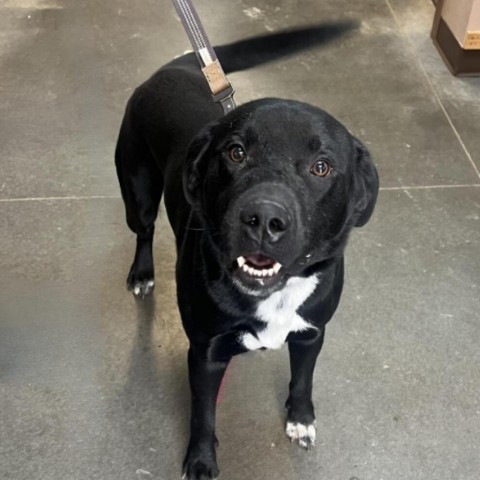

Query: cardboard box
[432,0,480,75]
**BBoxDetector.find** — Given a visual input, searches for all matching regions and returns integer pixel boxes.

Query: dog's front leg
[183,344,230,480]
[285,328,325,449]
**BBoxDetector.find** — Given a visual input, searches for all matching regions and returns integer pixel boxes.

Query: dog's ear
[350,137,379,227]
[183,124,216,207]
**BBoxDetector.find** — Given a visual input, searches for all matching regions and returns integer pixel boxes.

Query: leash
[171,0,236,115]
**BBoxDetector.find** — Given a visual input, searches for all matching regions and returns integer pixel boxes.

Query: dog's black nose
[240,201,290,243]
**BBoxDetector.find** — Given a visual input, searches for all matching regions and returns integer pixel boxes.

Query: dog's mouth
[232,254,284,293]
[236,254,282,278]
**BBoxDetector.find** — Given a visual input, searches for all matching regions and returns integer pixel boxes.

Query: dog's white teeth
[237,256,246,267]
[240,260,281,277]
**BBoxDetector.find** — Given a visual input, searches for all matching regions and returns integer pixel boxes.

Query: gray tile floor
[1,0,479,479]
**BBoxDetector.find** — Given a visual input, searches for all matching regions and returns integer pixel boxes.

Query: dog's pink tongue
[245,254,275,268]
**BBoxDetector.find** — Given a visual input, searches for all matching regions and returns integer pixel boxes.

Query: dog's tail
[214,21,358,75]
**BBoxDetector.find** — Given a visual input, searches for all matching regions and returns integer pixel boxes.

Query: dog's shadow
[118,292,191,462]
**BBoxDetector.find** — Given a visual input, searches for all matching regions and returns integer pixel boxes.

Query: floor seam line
[384,0,480,181]
[380,184,480,191]
[0,195,122,202]
[1,186,479,202]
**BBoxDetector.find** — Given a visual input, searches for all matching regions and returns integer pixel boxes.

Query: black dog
[115,24,378,480]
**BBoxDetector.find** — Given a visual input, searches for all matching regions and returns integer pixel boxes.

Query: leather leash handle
[171,0,236,114]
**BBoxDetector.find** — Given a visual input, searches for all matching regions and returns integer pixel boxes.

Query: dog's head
[184,99,378,296]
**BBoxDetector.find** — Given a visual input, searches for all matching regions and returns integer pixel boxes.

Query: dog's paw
[128,278,155,297]
[286,420,316,450]
[182,439,219,480]
[182,458,219,480]
[127,266,154,298]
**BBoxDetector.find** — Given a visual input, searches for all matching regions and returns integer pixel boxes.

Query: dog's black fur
[115,24,378,480]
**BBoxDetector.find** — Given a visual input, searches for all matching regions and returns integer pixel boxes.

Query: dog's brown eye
[311,160,331,177]
[229,145,246,163]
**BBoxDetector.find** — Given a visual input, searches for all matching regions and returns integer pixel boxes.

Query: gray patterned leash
[171,0,236,114]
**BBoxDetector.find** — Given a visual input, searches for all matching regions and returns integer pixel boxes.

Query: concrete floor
[1,0,479,479]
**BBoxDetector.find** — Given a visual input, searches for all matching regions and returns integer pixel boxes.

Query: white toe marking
[132,280,154,296]
[135,468,152,476]
[286,421,316,447]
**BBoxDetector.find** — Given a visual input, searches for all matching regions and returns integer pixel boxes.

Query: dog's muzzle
[226,183,303,291]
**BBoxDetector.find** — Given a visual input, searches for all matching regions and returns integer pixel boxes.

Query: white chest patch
[241,275,319,350]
